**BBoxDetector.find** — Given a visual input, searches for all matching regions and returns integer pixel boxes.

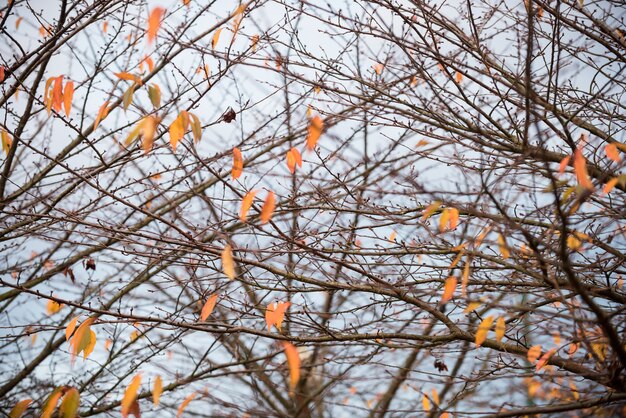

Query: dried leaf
[266,301,291,331]
[190,113,202,143]
[221,244,236,280]
[441,277,457,304]
[147,7,165,44]
[121,374,142,418]
[240,190,257,221]
[260,191,275,224]
[283,342,300,394]
[306,115,323,150]
[464,302,481,313]
[421,201,441,221]
[475,315,494,347]
[200,294,218,321]
[93,101,110,130]
[232,147,243,179]
[122,85,136,111]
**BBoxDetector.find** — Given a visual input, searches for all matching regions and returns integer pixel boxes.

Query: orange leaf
[283,342,300,394]
[266,301,291,331]
[69,317,95,361]
[306,115,323,151]
[455,71,463,83]
[212,28,223,49]
[536,348,556,371]
[9,399,32,418]
[448,208,459,230]
[141,116,157,154]
[50,75,64,113]
[121,374,142,418]
[232,147,243,179]
[495,317,505,342]
[438,208,450,232]
[497,234,510,259]
[441,277,457,304]
[15,17,23,30]
[286,147,302,173]
[153,375,162,407]
[558,155,571,174]
[240,190,257,221]
[169,114,185,151]
[93,101,110,130]
[65,315,80,341]
[200,294,218,321]
[605,143,621,162]
[422,394,430,411]
[475,315,494,347]
[221,244,236,280]
[260,191,275,224]
[42,389,63,418]
[176,393,196,418]
[602,177,619,195]
[63,81,74,116]
[147,7,165,44]
[573,148,594,190]
[461,257,471,297]
[46,299,63,315]
[527,345,542,363]
[373,63,384,75]
[115,72,143,85]
[251,34,260,51]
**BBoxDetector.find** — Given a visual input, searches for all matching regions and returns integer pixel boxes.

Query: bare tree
[1,0,625,417]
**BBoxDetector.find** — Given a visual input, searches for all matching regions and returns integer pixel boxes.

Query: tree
[1,0,625,416]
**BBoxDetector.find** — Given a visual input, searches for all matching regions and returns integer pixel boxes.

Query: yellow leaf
[536,348,556,371]
[176,393,196,418]
[527,345,542,363]
[567,234,582,251]
[232,4,246,39]
[121,374,142,418]
[251,34,259,51]
[495,317,505,342]
[83,329,96,359]
[200,294,218,321]
[422,394,430,411]
[573,148,594,191]
[431,388,439,406]
[59,387,80,418]
[147,7,165,44]
[9,399,32,418]
[240,190,257,221]
[46,299,63,315]
[438,208,450,232]
[306,115,323,151]
[605,143,621,162]
[63,81,74,116]
[498,234,509,259]
[169,114,185,151]
[441,277,457,303]
[122,85,135,111]
[153,375,162,407]
[70,317,95,361]
[148,83,161,108]
[283,342,300,394]
[212,27,223,49]
[475,316,494,347]
[260,191,275,224]
[422,201,441,221]
[461,257,471,297]
[190,113,202,143]
[65,315,80,341]
[232,147,243,179]
[221,244,236,280]
[1,129,12,154]
[464,302,481,314]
